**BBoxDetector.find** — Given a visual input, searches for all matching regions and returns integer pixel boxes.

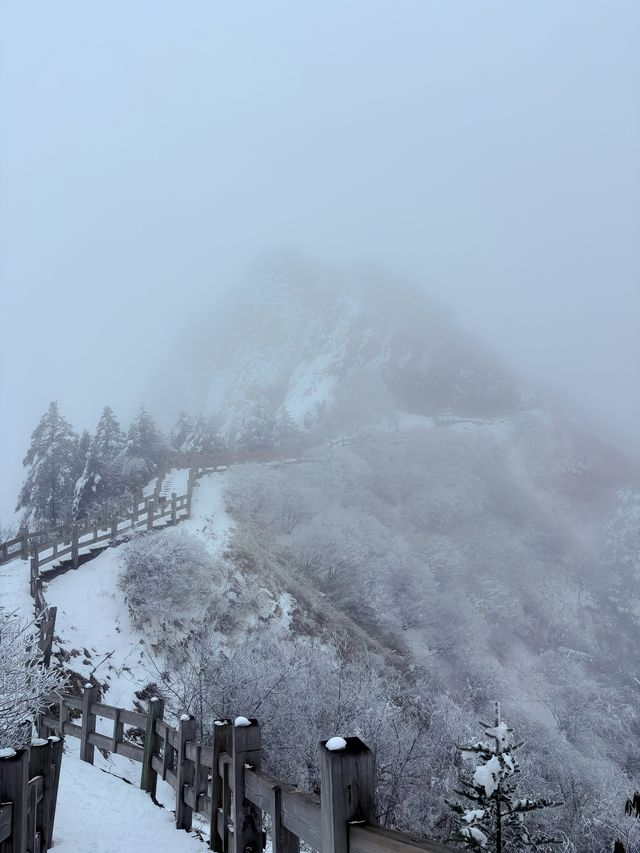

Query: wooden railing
[0,737,64,853]
[39,688,452,853]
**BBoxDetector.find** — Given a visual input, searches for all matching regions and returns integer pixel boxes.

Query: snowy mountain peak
[202,255,522,441]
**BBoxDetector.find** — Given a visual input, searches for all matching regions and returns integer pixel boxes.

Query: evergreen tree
[74,430,92,481]
[182,414,226,455]
[16,401,78,529]
[170,411,194,451]
[126,406,167,470]
[446,703,562,852]
[273,407,302,450]
[73,406,127,519]
[236,400,276,452]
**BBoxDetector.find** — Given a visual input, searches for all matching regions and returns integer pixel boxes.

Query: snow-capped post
[319,736,375,853]
[29,737,53,849]
[175,714,197,831]
[210,720,233,852]
[71,523,79,569]
[140,696,165,796]
[0,747,29,849]
[171,492,177,525]
[232,717,262,853]
[79,682,98,765]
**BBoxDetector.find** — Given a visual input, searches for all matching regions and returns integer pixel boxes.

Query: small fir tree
[170,411,194,451]
[73,406,127,519]
[273,407,302,450]
[182,414,226,455]
[126,405,167,470]
[236,400,276,451]
[446,703,562,852]
[16,401,78,528]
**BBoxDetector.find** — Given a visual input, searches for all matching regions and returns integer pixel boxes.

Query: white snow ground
[53,754,202,852]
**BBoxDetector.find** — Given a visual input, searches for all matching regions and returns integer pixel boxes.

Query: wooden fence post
[210,720,232,852]
[79,683,98,764]
[111,515,118,542]
[28,739,52,850]
[20,527,29,561]
[29,549,39,598]
[146,499,154,532]
[171,492,177,525]
[140,697,164,796]
[175,715,197,831]
[232,718,262,853]
[71,524,79,569]
[270,784,299,853]
[0,747,29,853]
[319,737,375,853]
[47,736,63,845]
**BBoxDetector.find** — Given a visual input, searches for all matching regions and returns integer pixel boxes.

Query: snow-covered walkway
[53,755,202,852]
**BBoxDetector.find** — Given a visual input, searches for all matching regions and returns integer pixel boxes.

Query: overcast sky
[1,1,639,523]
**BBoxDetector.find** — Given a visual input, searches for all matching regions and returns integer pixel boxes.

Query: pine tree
[236,400,276,451]
[16,401,78,529]
[170,411,194,451]
[126,405,167,470]
[73,406,127,519]
[181,414,225,455]
[273,407,302,450]
[74,429,92,481]
[446,703,562,852]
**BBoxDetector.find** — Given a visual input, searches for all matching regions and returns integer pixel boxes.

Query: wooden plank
[165,767,178,792]
[350,825,456,853]
[119,709,147,728]
[114,741,144,763]
[280,788,322,851]
[0,803,12,844]
[90,703,117,720]
[87,731,112,752]
[150,755,163,777]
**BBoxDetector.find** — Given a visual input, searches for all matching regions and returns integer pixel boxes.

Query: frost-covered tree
[169,411,194,451]
[273,407,302,450]
[73,406,127,519]
[0,610,64,748]
[236,400,276,452]
[16,401,78,529]
[74,429,91,480]
[446,703,562,852]
[182,414,226,456]
[126,406,167,471]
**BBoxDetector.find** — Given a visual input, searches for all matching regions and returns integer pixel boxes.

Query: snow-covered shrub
[0,610,64,749]
[118,529,219,635]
